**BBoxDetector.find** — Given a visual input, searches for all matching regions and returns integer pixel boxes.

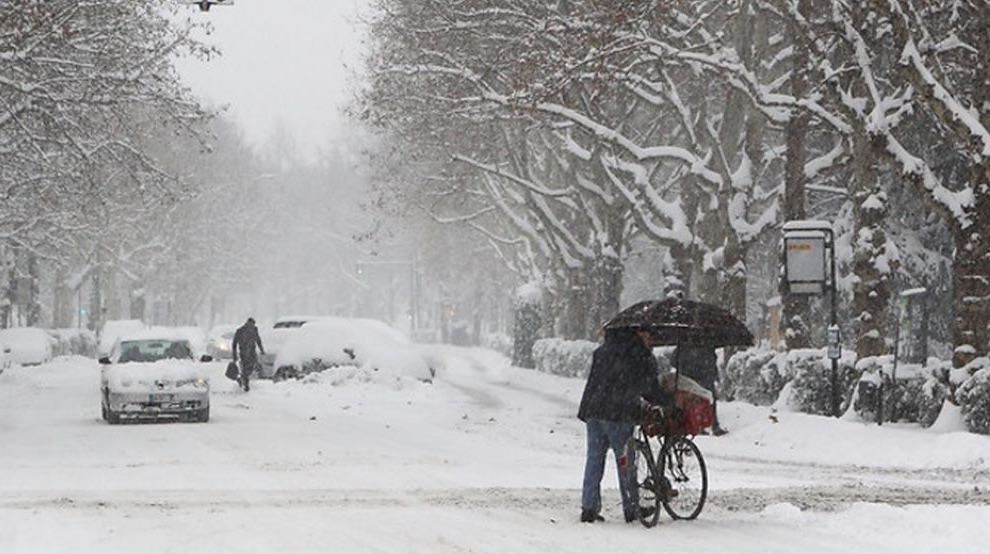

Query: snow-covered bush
[785,349,858,416]
[532,340,678,379]
[48,328,98,358]
[723,348,789,405]
[957,359,990,435]
[918,377,949,428]
[532,338,597,378]
[912,358,974,428]
[853,358,942,424]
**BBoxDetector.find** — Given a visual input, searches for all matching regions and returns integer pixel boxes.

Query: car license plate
[149,393,174,402]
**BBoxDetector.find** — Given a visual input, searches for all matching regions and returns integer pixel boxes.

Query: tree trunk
[851,179,892,358]
[88,268,102,332]
[950,170,990,367]
[25,253,41,326]
[53,267,73,328]
[560,269,588,340]
[589,255,622,338]
[0,249,11,328]
[664,243,692,298]
[782,1,812,349]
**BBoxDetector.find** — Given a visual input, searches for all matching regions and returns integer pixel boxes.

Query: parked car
[99,329,213,424]
[272,317,435,383]
[98,319,147,358]
[0,327,54,366]
[206,324,238,360]
[259,315,326,378]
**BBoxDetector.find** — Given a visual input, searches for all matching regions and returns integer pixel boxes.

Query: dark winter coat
[672,345,718,390]
[232,323,265,363]
[577,330,668,423]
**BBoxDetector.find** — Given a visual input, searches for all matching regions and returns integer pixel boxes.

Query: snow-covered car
[99,330,213,424]
[0,327,54,366]
[206,324,238,360]
[259,315,326,378]
[272,317,435,384]
[98,319,147,358]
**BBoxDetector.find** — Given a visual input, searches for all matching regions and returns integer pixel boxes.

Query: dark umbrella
[603,298,753,348]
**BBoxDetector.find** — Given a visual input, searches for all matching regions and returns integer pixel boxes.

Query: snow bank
[708,400,990,471]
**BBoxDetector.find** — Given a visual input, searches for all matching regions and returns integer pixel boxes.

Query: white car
[273,317,435,383]
[0,327,54,366]
[99,330,213,424]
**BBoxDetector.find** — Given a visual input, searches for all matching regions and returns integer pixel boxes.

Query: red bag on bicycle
[675,390,714,436]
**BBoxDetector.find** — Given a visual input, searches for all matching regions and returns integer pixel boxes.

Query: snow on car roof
[115,327,198,344]
[302,317,410,344]
[274,315,327,324]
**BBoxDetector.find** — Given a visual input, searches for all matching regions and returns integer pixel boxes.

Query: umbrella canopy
[603,298,754,348]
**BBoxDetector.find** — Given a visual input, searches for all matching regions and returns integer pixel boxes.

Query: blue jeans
[581,419,638,517]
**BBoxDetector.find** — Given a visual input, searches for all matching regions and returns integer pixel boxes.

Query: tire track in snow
[2,484,986,513]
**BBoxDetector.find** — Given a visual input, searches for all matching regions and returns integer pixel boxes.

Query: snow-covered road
[2,350,988,553]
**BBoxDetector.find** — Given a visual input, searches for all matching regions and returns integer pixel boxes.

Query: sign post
[783,220,840,417]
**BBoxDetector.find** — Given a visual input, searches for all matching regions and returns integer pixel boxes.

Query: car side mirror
[98,357,111,365]
[200,354,213,363]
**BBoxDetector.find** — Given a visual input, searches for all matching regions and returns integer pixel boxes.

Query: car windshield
[273,321,307,329]
[117,340,193,363]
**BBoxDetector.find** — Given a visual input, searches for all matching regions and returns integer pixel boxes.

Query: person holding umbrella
[581,296,754,523]
[577,327,670,524]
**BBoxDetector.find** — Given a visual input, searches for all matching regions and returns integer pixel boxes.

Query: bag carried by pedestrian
[225,361,239,381]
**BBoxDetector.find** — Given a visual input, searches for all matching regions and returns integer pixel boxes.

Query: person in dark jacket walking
[672,345,727,435]
[578,327,669,524]
[232,317,265,392]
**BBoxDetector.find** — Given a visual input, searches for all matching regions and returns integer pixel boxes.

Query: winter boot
[580,509,604,523]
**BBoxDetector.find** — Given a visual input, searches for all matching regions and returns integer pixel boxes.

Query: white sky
[174,0,369,156]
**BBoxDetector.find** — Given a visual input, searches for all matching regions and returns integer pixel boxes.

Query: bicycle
[628,404,709,528]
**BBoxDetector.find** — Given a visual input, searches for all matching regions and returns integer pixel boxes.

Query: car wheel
[101,402,107,421]
[106,408,121,425]
[197,406,210,423]
[273,367,297,382]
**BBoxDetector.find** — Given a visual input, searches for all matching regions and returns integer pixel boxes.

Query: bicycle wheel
[630,437,661,528]
[659,436,708,520]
